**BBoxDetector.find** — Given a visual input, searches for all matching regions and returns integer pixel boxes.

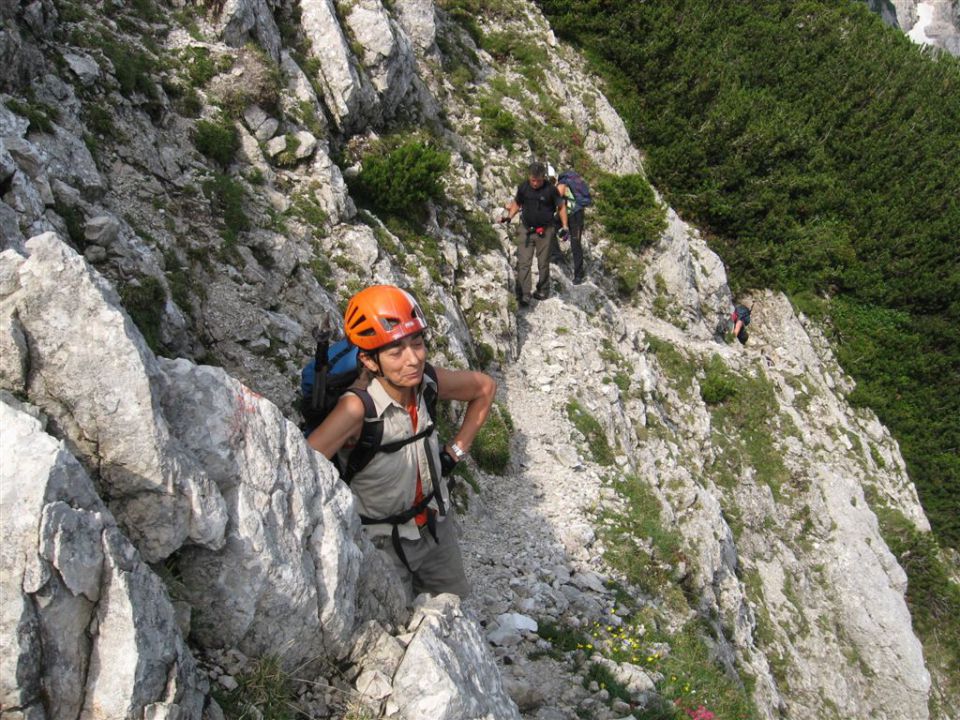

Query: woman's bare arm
[434,367,497,454]
[306,393,366,460]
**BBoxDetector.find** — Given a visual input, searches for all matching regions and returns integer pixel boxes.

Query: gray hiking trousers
[372,512,470,602]
[516,223,554,300]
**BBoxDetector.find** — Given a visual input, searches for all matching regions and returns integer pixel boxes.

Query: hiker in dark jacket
[731,304,751,345]
[501,162,569,305]
[307,285,496,601]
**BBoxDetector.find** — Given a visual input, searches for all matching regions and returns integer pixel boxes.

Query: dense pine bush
[594,173,667,251]
[350,141,450,217]
[194,117,240,167]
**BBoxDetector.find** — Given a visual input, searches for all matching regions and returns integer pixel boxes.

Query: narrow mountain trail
[458,292,634,719]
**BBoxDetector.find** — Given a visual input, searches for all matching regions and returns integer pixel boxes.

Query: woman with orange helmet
[308,285,497,601]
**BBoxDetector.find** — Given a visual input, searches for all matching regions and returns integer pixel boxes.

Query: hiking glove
[439,448,458,476]
[557,227,569,241]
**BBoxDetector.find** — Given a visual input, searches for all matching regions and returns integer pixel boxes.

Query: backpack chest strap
[341,384,438,483]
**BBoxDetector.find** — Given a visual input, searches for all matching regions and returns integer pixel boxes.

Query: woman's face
[365,333,427,389]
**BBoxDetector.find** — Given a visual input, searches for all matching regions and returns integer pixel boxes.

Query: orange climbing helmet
[343,285,428,351]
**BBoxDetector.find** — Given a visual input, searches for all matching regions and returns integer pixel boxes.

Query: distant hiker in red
[501,162,569,305]
[307,285,496,601]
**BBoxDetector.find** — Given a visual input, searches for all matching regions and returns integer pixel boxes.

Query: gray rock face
[301,0,377,131]
[31,125,104,200]
[343,0,418,119]
[217,0,283,62]
[154,357,367,667]
[0,3,48,93]
[870,0,960,55]
[394,0,437,51]
[0,234,228,562]
[0,397,206,720]
[920,0,960,54]
[645,205,730,336]
[867,0,906,27]
[390,595,521,719]
[298,0,420,129]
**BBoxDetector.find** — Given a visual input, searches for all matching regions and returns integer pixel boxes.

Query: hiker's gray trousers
[516,223,554,299]
[372,513,470,602]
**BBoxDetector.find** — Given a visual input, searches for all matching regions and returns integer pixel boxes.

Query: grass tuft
[566,399,614,466]
[471,401,513,475]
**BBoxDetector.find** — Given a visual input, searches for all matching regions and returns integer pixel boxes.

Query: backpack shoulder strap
[341,388,382,484]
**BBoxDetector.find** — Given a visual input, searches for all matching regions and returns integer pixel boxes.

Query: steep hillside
[537,0,960,557]
[2,1,957,719]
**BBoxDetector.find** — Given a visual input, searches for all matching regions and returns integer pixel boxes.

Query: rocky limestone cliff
[867,0,960,55]
[1,0,954,719]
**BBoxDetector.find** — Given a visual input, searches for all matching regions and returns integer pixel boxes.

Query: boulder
[0,397,206,720]
[62,51,101,86]
[391,595,521,719]
[0,233,228,562]
[153,357,369,667]
[84,215,120,248]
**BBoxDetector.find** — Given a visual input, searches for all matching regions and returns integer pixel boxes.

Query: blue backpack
[558,170,592,210]
[300,333,438,482]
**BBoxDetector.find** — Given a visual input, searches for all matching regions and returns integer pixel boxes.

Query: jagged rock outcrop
[868,0,906,27]
[349,595,521,718]
[0,395,206,720]
[153,356,371,666]
[0,234,228,563]
[868,0,960,55]
[0,231,518,717]
[394,0,438,51]
[0,232,393,668]
[300,0,378,131]
[217,0,283,62]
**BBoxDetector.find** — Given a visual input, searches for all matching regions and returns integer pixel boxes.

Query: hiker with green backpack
[306,285,496,600]
[549,165,592,285]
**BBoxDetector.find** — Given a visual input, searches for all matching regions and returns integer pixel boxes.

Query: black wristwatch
[439,448,458,476]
